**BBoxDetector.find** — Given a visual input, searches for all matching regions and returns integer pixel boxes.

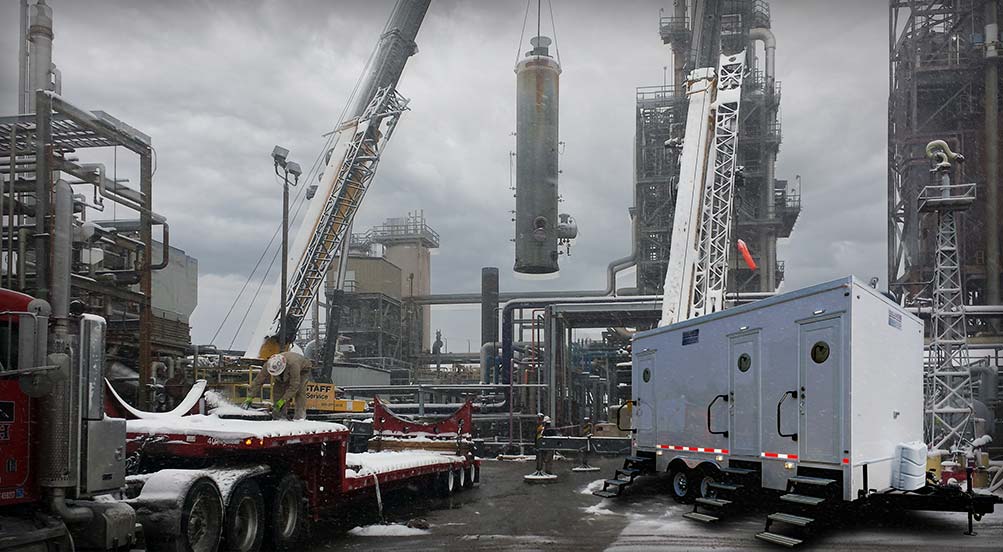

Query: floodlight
[286,161,302,178]
[271,145,289,167]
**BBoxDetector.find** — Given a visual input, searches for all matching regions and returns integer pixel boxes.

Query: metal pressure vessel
[514,36,561,274]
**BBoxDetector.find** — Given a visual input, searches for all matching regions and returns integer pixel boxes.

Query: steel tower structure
[888,0,1001,323]
[635,0,799,296]
[921,141,977,449]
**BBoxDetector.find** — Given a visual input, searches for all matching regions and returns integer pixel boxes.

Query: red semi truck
[0,287,479,552]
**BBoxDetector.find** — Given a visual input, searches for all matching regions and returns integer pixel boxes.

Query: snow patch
[579,479,606,495]
[345,451,462,478]
[348,523,430,537]
[582,499,618,516]
[203,390,250,417]
[126,414,347,442]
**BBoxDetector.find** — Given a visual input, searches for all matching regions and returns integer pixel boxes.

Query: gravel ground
[306,455,1003,551]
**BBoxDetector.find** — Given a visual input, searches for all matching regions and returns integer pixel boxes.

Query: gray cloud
[0,0,887,352]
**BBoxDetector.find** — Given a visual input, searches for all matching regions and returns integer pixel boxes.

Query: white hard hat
[265,353,286,376]
[543,416,551,424]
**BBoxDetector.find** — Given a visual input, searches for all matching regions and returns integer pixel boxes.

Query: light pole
[272,145,301,351]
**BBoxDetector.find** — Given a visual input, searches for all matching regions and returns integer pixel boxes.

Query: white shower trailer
[631,276,924,502]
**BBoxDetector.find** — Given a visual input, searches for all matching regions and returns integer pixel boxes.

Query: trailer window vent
[642,368,651,383]
[737,353,752,372]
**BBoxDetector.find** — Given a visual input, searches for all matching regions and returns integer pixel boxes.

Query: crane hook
[925,140,964,172]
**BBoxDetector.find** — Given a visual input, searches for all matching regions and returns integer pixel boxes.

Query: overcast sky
[0,0,887,353]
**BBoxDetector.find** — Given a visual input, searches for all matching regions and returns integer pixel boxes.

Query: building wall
[149,241,198,322]
[332,363,392,387]
[384,243,431,351]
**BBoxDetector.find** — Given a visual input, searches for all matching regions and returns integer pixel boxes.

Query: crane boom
[660,50,746,327]
[245,0,429,359]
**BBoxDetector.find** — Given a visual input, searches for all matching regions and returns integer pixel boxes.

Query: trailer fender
[126,469,210,538]
[669,457,721,472]
[203,465,271,508]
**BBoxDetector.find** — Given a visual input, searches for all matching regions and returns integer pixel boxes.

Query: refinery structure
[1,1,1002,551]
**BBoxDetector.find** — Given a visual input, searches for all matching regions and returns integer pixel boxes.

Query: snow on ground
[126,414,347,442]
[582,498,619,517]
[344,450,462,478]
[348,524,430,537]
[579,478,606,495]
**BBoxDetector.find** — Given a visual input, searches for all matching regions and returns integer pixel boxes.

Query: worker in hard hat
[243,351,313,420]
[535,415,557,474]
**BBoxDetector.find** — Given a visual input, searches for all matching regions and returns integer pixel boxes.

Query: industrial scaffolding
[634,0,799,296]
[888,0,1001,319]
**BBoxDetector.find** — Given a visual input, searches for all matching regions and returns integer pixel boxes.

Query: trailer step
[768,512,815,527]
[707,481,741,492]
[789,476,836,486]
[755,531,803,548]
[683,511,720,523]
[604,479,630,487]
[720,466,755,476]
[618,467,642,477]
[592,490,619,498]
[695,497,733,508]
[780,493,826,506]
[625,455,654,465]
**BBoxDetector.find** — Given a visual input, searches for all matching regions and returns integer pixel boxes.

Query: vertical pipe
[480,267,499,383]
[138,151,153,409]
[280,175,289,349]
[18,0,28,113]
[26,0,54,113]
[33,90,50,302]
[50,180,70,326]
[985,0,1000,306]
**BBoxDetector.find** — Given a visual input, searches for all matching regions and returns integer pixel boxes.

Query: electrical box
[632,276,924,502]
[82,418,126,496]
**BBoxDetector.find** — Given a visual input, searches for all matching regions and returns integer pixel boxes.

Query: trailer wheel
[436,468,456,497]
[697,468,719,499]
[462,466,475,489]
[148,477,223,552]
[456,467,466,490]
[267,474,307,550]
[224,478,264,552]
[668,466,699,504]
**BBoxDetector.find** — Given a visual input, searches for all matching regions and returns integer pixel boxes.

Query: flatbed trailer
[117,398,478,552]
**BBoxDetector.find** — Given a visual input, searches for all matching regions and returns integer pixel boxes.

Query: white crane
[660,51,746,327]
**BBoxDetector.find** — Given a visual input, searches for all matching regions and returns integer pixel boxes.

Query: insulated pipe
[985,0,1001,307]
[749,27,778,291]
[480,341,499,384]
[51,179,71,326]
[48,488,92,525]
[26,0,54,113]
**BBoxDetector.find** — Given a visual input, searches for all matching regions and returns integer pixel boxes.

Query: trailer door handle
[617,400,636,433]
[707,394,729,438]
[777,390,798,442]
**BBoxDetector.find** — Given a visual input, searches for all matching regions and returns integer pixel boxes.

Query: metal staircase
[593,456,654,498]
[755,474,839,547]
[683,465,755,523]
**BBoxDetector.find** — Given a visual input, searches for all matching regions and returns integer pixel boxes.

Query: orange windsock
[737,239,757,271]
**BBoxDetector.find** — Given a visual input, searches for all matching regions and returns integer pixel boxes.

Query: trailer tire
[223,478,265,552]
[697,466,720,499]
[436,468,456,497]
[668,466,699,504]
[456,467,466,490]
[148,477,224,552]
[462,466,475,489]
[267,474,307,550]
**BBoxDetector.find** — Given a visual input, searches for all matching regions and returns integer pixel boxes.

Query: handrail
[777,390,798,442]
[616,400,636,433]
[707,394,729,437]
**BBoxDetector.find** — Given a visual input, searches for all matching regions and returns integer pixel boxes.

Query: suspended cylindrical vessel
[514,36,561,274]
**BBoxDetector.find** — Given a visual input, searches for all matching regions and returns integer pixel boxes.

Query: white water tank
[891,441,927,491]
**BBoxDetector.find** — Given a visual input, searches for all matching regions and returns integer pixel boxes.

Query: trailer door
[633,351,657,448]
[729,332,760,457]
[798,317,843,464]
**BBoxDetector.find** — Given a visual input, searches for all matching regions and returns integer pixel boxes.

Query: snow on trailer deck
[344,451,468,492]
[125,414,349,452]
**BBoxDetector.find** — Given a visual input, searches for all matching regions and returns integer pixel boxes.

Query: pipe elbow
[49,490,94,525]
[749,27,776,49]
